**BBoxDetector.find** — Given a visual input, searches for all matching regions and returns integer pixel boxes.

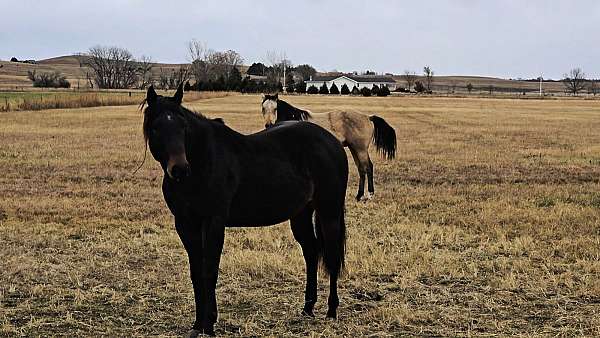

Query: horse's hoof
[326,309,337,319]
[356,192,372,202]
[301,309,315,317]
[185,329,202,338]
[186,328,215,337]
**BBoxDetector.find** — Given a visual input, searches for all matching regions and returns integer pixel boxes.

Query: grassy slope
[1,95,599,336]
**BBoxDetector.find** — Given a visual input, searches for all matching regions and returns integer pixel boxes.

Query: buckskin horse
[261,93,396,201]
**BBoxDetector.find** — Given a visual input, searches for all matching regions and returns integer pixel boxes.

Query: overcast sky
[1,0,599,79]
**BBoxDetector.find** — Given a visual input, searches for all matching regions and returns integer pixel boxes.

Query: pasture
[1,94,599,336]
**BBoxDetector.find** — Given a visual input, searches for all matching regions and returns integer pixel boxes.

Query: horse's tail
[315,210,346,276]
[369,115,396,160]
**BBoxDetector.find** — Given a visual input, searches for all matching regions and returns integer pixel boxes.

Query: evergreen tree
[286,79,295,93]
[319,83,329,94]
[361,87,372,97]
[378,85,390,97]
[295,81,307,94]
[329,83,340,94]
[371,84,380,96]
[247,62,267,76]
[307,85,319,94]
[227,67,242,91]
[340,83,350,95]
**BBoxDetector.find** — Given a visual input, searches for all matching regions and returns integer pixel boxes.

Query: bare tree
[423,66,434,92]
[589,79,598,96]
[188,40,210,82]
[188,40,244,84]
[172,66,191,87]
[86,46,139,89]
[402,70,417,91]
[562,67,586,96]
[266,50,291,86]
[188,39,207,63]
[158,66,190,90]
[207,50,244,81]
[137,55,154,89]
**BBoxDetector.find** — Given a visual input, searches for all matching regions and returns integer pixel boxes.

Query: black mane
[276,99,311,121]
[263,95,311,122]
[142,95,222,142]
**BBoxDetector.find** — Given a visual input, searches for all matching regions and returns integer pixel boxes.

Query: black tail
[369,115,396,160]
[315,211,346,276]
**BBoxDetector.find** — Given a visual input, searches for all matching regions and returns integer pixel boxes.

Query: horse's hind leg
[350,146,374,201]
[367,157,374,197]
[349,146,367,201]
[314,211,345,319]
[290,206,319,317]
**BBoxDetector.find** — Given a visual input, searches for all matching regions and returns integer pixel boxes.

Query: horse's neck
[188,116,245,152]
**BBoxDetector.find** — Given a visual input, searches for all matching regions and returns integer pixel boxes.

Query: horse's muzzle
[167,153,191,182]
[169,163,191,182]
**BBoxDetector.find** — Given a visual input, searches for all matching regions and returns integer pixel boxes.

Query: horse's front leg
[176,216,225,337]
[199,216,225,335]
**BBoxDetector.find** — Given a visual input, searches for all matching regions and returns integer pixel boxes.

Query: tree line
[18,45,597,96]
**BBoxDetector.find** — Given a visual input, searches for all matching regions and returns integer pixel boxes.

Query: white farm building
[305,74,397,91]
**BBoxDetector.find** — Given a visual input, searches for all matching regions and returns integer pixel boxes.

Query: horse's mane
[142,96,220,142]
[277,99,312,121]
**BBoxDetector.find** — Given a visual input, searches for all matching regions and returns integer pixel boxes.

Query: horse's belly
[227,179,313,227]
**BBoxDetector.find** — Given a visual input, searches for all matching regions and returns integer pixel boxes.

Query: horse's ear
[147,86,158,105]
[173,83,184,105]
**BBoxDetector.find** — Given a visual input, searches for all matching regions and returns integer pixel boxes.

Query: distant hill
[0,55,193,89]
[0,54,566,94]
[393,75,565,94]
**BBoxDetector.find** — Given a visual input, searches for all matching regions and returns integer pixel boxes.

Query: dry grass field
[1,94,599,336]
[0,90,231,112]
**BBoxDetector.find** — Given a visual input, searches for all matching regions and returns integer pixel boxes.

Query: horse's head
[143,84,191,182]
[261,93,278,129]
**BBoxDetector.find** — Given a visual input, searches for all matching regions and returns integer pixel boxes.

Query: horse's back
[261,121,348,188]
[227,122,347,226]
[305,111,372,147]
[271,121,348,204]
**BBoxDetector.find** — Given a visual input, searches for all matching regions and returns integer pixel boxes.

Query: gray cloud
[1,0,598,79]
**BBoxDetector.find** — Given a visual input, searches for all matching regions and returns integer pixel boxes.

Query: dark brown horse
[143,85,348,336]
[262,94,397,201]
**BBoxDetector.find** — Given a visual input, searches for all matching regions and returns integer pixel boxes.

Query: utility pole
[539,75,543,97]
[283,60,286,92]
[282,52,287,92]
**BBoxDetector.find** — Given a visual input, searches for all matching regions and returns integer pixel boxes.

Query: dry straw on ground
[0,90,231,112]
[1,94,599,336]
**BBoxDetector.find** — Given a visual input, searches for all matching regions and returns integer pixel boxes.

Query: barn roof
[309,74,396,83]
